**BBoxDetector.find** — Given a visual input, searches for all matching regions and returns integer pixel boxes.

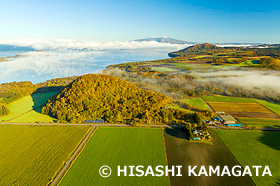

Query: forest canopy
[42,74,194,124]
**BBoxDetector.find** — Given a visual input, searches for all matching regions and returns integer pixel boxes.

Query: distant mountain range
[134,37,264,46]
[134,37,195,44]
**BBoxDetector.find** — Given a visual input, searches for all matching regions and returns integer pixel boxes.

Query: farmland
[238,118,280,128]
[207,102,280,119]
[202,95,257,103]
[217,130,280,186]
[256,100,280,115]
[0,91,57,122]
[164,128,254,186]
[0,125,90,186]
[203,95,280,126]
[60,127,169,186]
[180,98,209,109]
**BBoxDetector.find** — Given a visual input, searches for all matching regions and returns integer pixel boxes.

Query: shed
[85,119,104,123]
[218,114,237,124]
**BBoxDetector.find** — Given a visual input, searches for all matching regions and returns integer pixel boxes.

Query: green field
[202,95,256,103]
[0,125,90,186]
[180,98,209,109]
[164,128,254,186]
[238,118,280,128]
[217,130,280,186]
[9,107,57,123]
[60,127,169,186]
[0,91,57,122]
[151,66,177,72]
[256,100,280,115]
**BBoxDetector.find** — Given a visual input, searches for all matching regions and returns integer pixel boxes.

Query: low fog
[192,67,280,92]
[0,40,190,84]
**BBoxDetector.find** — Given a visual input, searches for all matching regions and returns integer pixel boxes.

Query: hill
[42,74,191,124]
[134,37,195,44]
[168,43,242,57]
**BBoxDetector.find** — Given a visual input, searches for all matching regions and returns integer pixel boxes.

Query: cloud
[0,39,191,84]
[193,67,280,92]
[0,39,191,51]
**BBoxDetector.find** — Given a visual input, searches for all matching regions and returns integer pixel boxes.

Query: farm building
[218,114,237,125]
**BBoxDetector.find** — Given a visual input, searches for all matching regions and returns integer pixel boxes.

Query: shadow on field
[165,127,188,140]
[258,128,280,151]
[276,179,280,186]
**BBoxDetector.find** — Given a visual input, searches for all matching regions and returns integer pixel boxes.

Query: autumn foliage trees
[42,74,195,124]
[0,103,9,117]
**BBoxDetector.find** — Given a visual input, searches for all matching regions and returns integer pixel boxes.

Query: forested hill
[168,43,242,57]
[168,43,280,58]
[42,74,188,124]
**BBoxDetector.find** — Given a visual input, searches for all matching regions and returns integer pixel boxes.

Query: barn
[218,114,237,125]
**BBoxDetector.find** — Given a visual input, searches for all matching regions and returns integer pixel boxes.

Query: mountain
[134,37,195,44]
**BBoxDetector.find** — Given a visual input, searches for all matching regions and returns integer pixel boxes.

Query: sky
[0,0,279,43]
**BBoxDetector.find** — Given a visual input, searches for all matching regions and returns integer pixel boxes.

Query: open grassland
[180,98,209,109]
[60,127,169,186]
[238,118,280,128]
[164,128,254,186]
[0,125,90,186]
[151,66,177,72]
[0,91,57,122]
[217,130,280,186]
[208,102,280,119]
[202,95,257,103]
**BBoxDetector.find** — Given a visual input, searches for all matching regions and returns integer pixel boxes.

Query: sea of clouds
[0,39,191,84]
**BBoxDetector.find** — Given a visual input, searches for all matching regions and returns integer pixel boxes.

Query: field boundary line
[214,130,256,186]
[48,127,92,184]
[162,129,171,186]
[49,126,98,186]
[257,102,280,117]
[3,105,45,122]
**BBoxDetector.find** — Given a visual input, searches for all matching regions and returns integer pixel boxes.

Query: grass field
[256,100,280,115]
[164,128,254,186]
[9,107,57,123]
[238,118,280,128]
[0,125,90,186]
[151,66,177,72]
[202,95,256,103]
[60,127,169,186]
[0,91,57,122]
[217,130,280,186]
[180,98,209,109]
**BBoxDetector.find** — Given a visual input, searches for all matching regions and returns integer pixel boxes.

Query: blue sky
[0,0,279,43]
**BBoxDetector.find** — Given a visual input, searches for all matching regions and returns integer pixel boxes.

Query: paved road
[0,122,183,128]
